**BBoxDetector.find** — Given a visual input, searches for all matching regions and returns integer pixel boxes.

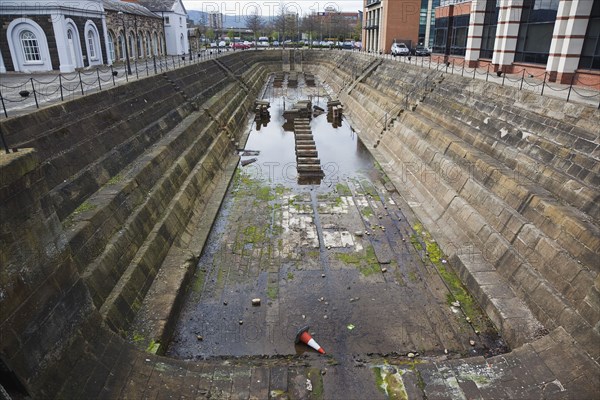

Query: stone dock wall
[304,50,599,360]
[0,51,281,397]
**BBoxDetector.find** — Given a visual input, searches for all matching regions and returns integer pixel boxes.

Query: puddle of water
[241,84,372,191]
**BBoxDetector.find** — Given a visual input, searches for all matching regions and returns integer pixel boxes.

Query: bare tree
[246,10,263,50]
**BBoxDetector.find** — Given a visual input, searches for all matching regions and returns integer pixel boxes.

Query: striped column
[492,0,524,72]
[465,0,488,67]
[546,0,593,83]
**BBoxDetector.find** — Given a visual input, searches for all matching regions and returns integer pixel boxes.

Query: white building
[137,0,189,55]
[0,0,107,73]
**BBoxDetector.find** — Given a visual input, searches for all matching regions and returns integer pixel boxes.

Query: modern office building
[363,0,438,53]
[433,0,599,85]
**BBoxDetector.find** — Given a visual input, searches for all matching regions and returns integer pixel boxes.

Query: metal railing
[0,49,243,120]
[347,50,600,108]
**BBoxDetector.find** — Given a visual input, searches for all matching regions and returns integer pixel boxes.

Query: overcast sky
[182,1,364,16]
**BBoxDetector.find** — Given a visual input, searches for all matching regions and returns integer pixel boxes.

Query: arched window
[108,31,116,62]
[180,33,184,53]
[128,32,135,58]
[153,32,158,55]
[146,32,151,56]
[21,30,41,61]
[87,30,96,59]
[118,32,125,60]
[137,33,143,57]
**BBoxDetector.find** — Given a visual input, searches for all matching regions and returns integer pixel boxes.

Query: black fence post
[110,65,116,86]
[566,74,574,102]
[0,90,8,118]
[153,55,157,75]
[124,64,129,82]
[502,70,506,86]
[486,65,489,82]
[520,69,525,90]
[146,59,149,76]
[30,78,39,108]
[541,72,547,96]
[59,74,64,101]
[78,72,84,95]
[97,68,102,91]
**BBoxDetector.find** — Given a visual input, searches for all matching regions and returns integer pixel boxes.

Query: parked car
[391,42,410,56]
[258,41,270,47]
[414,45,431,56]
[232,42,249,49]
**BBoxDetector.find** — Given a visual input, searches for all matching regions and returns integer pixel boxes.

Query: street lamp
[117,11,132,75]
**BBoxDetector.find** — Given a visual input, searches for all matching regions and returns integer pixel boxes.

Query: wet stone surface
[166,74,501,363]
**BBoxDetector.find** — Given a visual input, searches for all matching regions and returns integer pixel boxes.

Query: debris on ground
[347,324,355,330]
[241,158,258,166]
[252,298,261,306]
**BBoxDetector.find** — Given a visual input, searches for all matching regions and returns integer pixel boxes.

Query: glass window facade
[578,0,600,70]
[514,0,559,64]
[480,0,500,59]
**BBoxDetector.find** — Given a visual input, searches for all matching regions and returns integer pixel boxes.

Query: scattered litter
[252,298,261,306]
[469,339,476,346]
[444,349,448,354]
[197,335,203,341]
[145,359,151,362]
[466,317,471,322]
[295,326,325,354]
[239,320,244,325]
[475,330,480,334]
[441,259,448,264]
[321,274,326,278]
[381,268,388,273]
[321,370,326,375]
[306,379,313,392]
[407,352,415,358]
[355,231,364,237]
[319,297,325,302]
[240,150,260,156]
[347,324,355,330]
[323,315,328,319]
[302,315,306,319]
[241,158,258,166]
[350,297,360,302]
[451,301,460,307]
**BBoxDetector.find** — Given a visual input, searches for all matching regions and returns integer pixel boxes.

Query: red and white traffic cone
[295,326,325,354]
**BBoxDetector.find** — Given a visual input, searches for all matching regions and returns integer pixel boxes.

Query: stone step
[99,129,232,335]
[296,150,318,158]
[297,157,320,164]
[295,134,314,140]
[297,164,323,173]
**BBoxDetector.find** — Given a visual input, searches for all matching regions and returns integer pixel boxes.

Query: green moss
[132,332,144,343]
[146,340,160,354]
[335,245,380,277]
[335,183,352,196]
[410,223,488,331]
[373,367,385,394]
[266,286,278,300]
[74,201,96,214]
[410,234,423,251]
[192,269,206,293]
[257,186,275,201]
[307,369,324,399]
[275,185,285,196]
[361,207,374,218]
[408,271,418,282]
[107,173,124,185]
[287,271,294,280]
[243,225,265,243]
